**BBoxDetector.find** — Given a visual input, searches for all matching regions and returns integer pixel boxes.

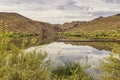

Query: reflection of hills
[26,42,109,80]
[65,42,120,52]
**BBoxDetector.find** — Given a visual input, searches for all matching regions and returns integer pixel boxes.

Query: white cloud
[0,0,120,24]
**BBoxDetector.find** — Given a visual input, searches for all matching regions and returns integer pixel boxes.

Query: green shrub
[0,51,50,80]
[61,30,120,40]
[51,62,92,80]
[0,21,50,80]
[100,45,120,80]
[0,21,92,80]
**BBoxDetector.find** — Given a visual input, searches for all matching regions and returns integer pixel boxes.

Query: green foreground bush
[1,21,120,80]
[0,51,51,80]
[51,62,92,80]
[0,21,91,80]
[100,45,120,80]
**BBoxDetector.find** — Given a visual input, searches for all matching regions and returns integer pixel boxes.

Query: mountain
[58,14,120,40]
[59,14,120,33]
[1,12,120,42]
[0,12,58,43]
[58,21,86,32]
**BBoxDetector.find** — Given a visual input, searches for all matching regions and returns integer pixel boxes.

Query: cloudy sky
[0,0,120,24]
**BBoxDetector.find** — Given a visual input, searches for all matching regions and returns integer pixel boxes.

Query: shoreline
[57,39,120,42]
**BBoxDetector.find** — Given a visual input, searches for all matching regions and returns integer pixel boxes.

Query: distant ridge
[0,12,58,42]
[59,14,120,32]
[0,12,31,21]
[0,12,120,43]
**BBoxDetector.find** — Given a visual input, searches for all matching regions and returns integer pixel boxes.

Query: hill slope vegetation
[59,14,120,39]
[0,12,58,44]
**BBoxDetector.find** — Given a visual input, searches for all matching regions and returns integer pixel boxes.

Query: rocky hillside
[58,14,120,40]
[59,14,120,33]
[0,12,58,43]
[58,21,86,31]
[1,12,120,41]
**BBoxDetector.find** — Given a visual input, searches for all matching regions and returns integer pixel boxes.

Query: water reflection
[64,42,120,52]
[38,42,109,66]
[25,42,120,79]
[26,42,112,78]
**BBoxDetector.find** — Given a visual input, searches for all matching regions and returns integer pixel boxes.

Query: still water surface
[26,42,120,78]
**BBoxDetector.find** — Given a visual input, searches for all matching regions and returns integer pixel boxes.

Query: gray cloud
[93,11,120,17]
[58,2,90,11]
[58,1,78,10]
[102,0,120,3]
[0,0,120,24]
[2,0,50,4]
[65,15,92,19]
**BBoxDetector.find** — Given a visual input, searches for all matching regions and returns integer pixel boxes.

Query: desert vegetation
[100,45,120,80]
[59,14,120,40]
[0,13,120,80]
[0,22,92,80]
[59,30,120,40]
[1,27,119,80]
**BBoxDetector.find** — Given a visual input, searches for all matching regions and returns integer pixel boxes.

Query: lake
[25,41,120,79]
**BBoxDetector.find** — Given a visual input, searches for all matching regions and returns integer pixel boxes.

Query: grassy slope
[0,12,58,44]
[59,14,120,39]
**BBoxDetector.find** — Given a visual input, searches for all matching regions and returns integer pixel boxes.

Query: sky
[0,0,120,24]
